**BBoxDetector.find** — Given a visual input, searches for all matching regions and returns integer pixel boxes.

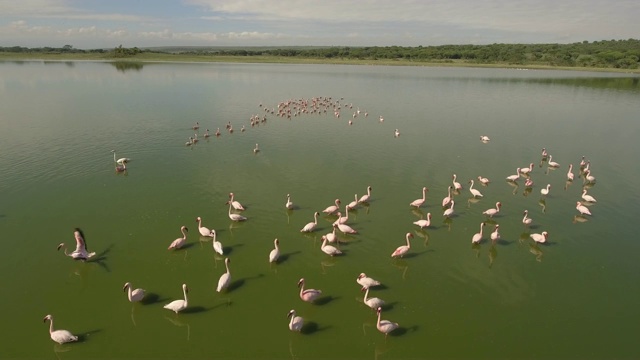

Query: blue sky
[1,0,638,49]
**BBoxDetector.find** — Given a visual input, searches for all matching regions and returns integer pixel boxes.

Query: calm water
[1,61,639,359]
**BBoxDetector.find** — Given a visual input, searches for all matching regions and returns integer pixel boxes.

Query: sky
[1,0,638,49]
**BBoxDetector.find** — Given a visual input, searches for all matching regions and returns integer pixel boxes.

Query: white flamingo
[581,189,597,203]
[362,287,385,310]
[477,176,490,185]
[196,216,214,237]
[322,199,341,215]
[391,232,413,258]
[111,150,130,165]
[164,284,189,313]
[287,310,304,332]
[480,135,491,142]
[452,174,462,191]
[584,169,596,183]
[43,315,78,344]
[482,202,502,217]
[394,129,400,137]
[228,192,245,211]
[253,143,260,154]
[567,164,575,181]
[443,200,455,218]
[269,238,280,263]
[335,222,358,234]
[300,212,320,232]
[490,224,500,243]
[123,282,145,302]
[57,228,95,261]
[520,163,534,176]
[376,307,399,338]
[358,186,372,203]
[506,168,521,182]
[540,184,551,197]
[442,186,453,207]
[321,236,342,256]
[471,222,485,244]
[410,187,428,208]
[216,258,231,292]
[548,155,560,167]
[522,210,533,227]
[167,226,188,250]
[333,207,350,226]
[469,179,483,198]
[298,278,322,302]
[413,213,432,229]
[576,201,592,216]
[530,231,548,244]
[357,273,381,289]
[228,203,247,222]
[285,194,294,210]
[211,230,223,256]
[346,194,359,211]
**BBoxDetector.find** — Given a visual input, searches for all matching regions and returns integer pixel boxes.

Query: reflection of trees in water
[110,62,144,73]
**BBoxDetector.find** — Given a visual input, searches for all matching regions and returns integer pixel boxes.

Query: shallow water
[1,61,639,359]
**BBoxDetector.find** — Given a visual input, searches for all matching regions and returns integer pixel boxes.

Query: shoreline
[2,52,639,74]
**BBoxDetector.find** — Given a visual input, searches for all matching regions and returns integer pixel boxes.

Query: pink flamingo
[298,278,322,302]
[391,233,413,258]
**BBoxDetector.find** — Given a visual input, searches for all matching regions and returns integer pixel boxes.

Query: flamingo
[300,212,320,232]
[530,231,548,244]
[581,189,597,203]
[471,222,485,244]
[228,192,245,211]
[123,282,145,302]
[410,187,428,208]
[413,213,432,229]
[506,168,521,182]
[490,224,500,243]
[192,133,199,144]
[394,129,400,137]
[346,194,359,211]
[362,287,385,310]
[443,200,455,218]
[253,143,260,154]
[114,158,127,173]
[442,186,453,207]
[196,216,214,237]
[358,186,372,203]
[43,315,78,344]
[524,178,534,188]
[567,164,575,182]
[579,156,587,168]
[477,176,490,185]
[203,129,210,138]
[287,310,304,332]
[111,150,130,165]
[480,135,491,142]
[391,232,413,258]
[57,228,95,261]
[335,222,357,234]
[540,184,551,197]
[541,148,548,158]
[576,201,592,216]
[215,128,221,136]
[167,226,188,250]
[192,121,200,130]
[228,202,247,222]
[211,230,224,256]
[324,227,338,243]
[269,238,280,263]
[322,199,341,215]
[164,284,189,313]
[520,163,534,175]
[285,194,294,210]
[298,278,322,302]
[452,174,462,191]
[216,257,232,292]
[376,307,399,338]
[321,236,342,256]
[357,273,381,289]
[522,210,533,227]
[482,202,502,217]
[185,137,194,146]
[469,179,483,198]
[548,155,560,167]
[333,207,350,226]
[584,169,596,183]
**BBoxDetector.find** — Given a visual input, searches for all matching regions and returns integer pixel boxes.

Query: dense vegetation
[2,39,639,70]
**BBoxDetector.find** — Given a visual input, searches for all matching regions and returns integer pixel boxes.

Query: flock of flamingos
[45,96,599,346]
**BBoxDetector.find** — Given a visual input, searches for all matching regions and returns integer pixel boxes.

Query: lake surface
[1,61,639,359]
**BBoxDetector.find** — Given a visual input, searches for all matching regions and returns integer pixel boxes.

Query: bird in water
[43,314,78,344]
[167,226,188,250]
[376,307,399,338]
[287,309,304,332]
[123,282,146,302]
[298,278,322,303]
[164,283,189,314]
[57,228,96,261]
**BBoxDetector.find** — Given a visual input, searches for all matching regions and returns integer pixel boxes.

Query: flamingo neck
[48,318,54,334]
[182,287,188,303]
[127,286,133,301]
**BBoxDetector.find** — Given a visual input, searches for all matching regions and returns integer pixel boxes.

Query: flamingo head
[181,226,188,232]
[196,216,202,222]
[297,278,305,287]
[497,202,502,208]
[56,243,65,251]
[377,307,383,314]
[358,273,367,280]
[182,284,189,293]
[123,282,131,291]
[542,231,548,238]
[274,238,279,245]
[287,310,296,318]
[43,314,52,323]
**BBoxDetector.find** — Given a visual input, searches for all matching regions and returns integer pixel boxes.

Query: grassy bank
[2,51,639,74]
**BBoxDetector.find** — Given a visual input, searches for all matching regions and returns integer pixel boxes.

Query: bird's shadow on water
[87,244,114,272]
[300,321,330,335]
[390,325,418,337]
[494,239,514,246]
[180,305,210,314]
[278,250,302,264]
[180,243,197,250]
[380,300,400,311]
[314,295,339,306]
[222,243,244,256]
[227,273,266,292]
[140,293,169,305]
[76,329,103,343]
